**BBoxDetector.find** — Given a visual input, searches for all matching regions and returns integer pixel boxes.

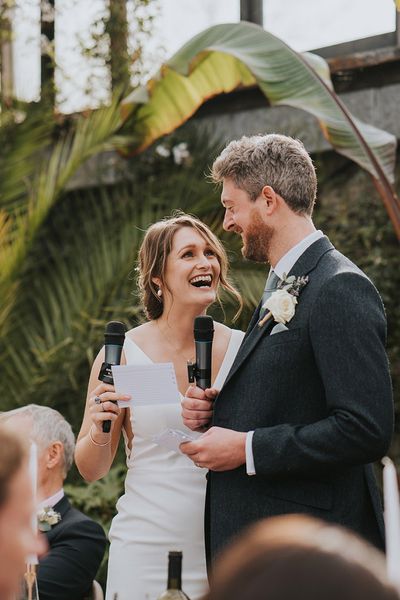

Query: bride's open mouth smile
[189,274,213,289]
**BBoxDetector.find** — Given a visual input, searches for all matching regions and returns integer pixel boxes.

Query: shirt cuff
[245,430,256,476]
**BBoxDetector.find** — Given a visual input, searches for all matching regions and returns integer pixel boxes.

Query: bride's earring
[157,288,162,298]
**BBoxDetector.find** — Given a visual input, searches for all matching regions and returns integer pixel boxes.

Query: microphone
[98,320,126,433]
[191,315,214,390]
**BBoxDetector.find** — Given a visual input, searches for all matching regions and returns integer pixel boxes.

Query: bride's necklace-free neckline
[156,320,195,365]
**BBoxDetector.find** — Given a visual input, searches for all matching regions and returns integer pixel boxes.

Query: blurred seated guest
[0,425,45,600]
[205,515,399,600]
[3,405,106,600]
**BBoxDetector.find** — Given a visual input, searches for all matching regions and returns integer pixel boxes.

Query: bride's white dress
[106,329,245,600]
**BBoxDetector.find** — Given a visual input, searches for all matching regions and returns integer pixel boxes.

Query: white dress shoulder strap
[123,335,153,365]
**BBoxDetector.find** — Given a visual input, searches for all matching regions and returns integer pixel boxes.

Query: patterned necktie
[259,270,280,317]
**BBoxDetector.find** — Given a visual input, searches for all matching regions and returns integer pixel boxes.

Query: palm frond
[0,96,130,338]
[0,103,54,212]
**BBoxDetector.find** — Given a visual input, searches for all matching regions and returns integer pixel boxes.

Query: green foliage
[81,0,162,102]
[65,463,126,531]
[0,102,54,210]
[0,94,131,339]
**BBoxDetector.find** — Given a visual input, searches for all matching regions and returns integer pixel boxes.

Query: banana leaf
[121,22,400,239]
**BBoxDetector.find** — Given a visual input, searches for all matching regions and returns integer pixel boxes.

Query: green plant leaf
[0,103,54,212]
[121,22,399,239]
[0,95,131,337]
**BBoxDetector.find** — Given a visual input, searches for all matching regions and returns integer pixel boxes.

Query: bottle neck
[167,553,182,590]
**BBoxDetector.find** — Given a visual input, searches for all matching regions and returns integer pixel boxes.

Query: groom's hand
[180,426,246,471]
[181,385,218,431]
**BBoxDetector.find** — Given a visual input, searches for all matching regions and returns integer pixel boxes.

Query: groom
[181,134,394,562]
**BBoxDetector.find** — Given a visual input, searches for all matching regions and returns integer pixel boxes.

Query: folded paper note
[152,428,200,453]
[112,363,180,407]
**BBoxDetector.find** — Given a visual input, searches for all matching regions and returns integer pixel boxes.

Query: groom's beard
[242,210,273,263]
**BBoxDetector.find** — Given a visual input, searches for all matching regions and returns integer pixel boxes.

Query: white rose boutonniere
[37,506,61,532]
[259,274,309,328]
[264,289,297,323]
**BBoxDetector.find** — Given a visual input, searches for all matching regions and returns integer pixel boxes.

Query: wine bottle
[157,551,191,599]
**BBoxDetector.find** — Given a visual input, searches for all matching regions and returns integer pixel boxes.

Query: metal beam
[240,0,263,26]
[0,2,14,109]
[41,0,55,107]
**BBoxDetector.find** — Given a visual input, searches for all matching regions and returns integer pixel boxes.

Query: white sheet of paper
[112,362,180,407]
[152,428,201,453]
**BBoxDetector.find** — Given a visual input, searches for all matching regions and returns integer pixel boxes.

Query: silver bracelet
[89,425,111,447]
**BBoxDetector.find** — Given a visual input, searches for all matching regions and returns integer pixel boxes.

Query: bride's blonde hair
[138,213,242,320]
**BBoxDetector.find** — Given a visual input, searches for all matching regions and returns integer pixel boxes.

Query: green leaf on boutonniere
[259,274,309,327]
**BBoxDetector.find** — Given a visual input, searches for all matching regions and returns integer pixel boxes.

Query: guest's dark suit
[38,495,106,600]
[208,237,393,560]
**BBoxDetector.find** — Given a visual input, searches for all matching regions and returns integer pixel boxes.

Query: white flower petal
[264,289,297,324]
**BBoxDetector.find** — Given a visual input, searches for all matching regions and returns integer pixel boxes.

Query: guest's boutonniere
[37,506,61,532]
[258,274,309,327]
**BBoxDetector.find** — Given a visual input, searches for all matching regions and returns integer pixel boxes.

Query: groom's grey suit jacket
[208,236,393,560]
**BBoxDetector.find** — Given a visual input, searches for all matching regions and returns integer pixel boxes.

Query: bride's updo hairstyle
[138,213,242,320]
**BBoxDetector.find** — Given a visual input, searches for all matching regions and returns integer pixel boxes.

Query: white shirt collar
[38,488,64,510]
[272,230,324,280]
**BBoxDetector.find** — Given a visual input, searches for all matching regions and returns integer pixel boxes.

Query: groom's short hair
[211,134,317,216]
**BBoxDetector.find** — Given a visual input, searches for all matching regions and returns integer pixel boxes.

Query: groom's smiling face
[221,178,272,263]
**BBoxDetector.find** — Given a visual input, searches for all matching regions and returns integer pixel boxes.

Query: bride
[75,214,244,600]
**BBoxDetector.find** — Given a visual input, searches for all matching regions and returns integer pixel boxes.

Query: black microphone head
[104,321,126,346]
[194,316,214,342]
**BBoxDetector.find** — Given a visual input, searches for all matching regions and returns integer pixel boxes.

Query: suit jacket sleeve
[37,517,106,600]
[252,271,394,476]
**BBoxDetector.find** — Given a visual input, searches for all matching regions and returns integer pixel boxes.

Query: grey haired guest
[3,405,106,600]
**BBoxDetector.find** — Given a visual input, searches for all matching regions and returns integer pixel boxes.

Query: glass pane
[13,0,240,113]
[139,0,240,83]
[154,0,240,58]
[56,0,109,113]
[13,0,41,103]
[263,0,396,51]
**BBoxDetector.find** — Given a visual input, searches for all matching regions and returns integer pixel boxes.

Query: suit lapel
[243,300,263,340]
[221,305,274,389]
[222,236,334,389]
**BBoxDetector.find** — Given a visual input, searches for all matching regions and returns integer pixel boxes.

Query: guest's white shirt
[38,488,64,509]
[246,230,324,475]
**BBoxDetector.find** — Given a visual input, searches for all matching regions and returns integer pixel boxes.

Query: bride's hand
[181,385,218,431]
[88,383,131,433]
